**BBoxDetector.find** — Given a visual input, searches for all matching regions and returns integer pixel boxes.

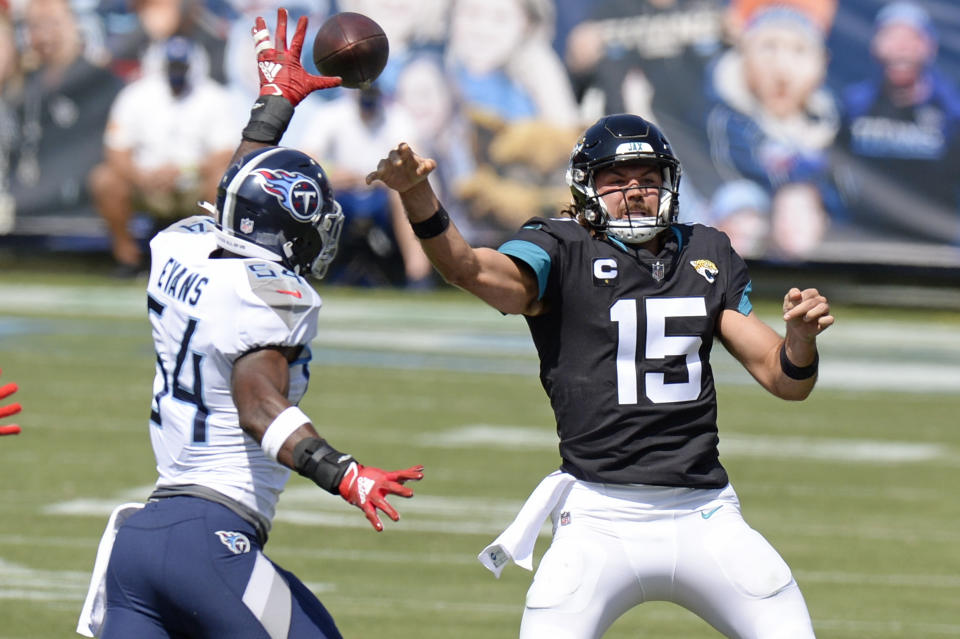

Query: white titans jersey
[145,216,322,525]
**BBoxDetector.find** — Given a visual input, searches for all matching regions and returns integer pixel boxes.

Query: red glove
[252,8,341,106]
[339,462,424,531]
[0,369,21,436]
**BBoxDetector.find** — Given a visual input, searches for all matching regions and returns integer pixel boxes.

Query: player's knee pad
[706,527,793,599]
[524,537,603,612]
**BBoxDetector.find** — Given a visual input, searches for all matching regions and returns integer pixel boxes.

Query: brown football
[312,12,389,89]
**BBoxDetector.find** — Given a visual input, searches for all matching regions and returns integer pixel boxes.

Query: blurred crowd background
[1,0,959,287]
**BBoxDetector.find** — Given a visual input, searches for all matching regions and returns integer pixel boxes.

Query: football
[312,12,389,90]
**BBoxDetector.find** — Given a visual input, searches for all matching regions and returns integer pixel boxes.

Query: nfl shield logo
[240,217,254,234]
[560,511,571,526]
[652,260,665,282]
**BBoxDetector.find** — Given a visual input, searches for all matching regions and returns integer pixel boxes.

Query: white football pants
[519,481,815,639]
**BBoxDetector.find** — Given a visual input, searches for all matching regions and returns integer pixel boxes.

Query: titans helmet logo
[215,530,251,554]
[253,168,322,221]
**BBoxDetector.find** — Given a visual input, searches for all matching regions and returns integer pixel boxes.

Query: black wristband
[410,206,450,239]
[292,437,355,494]
[780,343,819,380]
[241,95,295,144]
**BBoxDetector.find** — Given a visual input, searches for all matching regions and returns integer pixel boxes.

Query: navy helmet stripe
[221,147,286,232]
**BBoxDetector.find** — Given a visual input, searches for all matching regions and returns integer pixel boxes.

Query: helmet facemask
[569,161,679,245]
[282,201,344,278]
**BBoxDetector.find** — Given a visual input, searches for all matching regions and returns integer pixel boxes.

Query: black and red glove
[242,8,341,144]
[252,8,341,106]
[292,437,423,531]
[0,369,21,436]
[338,462,424,532]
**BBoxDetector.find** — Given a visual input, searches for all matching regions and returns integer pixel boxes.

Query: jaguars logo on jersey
[690,259,719,284]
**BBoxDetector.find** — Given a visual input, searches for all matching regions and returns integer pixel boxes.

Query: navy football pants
[100,496,342,639]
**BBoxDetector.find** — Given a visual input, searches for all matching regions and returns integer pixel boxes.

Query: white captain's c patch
[593,258,618,286]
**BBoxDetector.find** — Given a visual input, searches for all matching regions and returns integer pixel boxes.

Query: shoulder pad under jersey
[517,216,587,242]
[242,261,319,331]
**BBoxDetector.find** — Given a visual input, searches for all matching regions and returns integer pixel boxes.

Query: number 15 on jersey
[610,297,707,405]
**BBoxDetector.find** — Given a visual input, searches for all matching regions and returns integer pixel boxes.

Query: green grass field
[1,268,959,638]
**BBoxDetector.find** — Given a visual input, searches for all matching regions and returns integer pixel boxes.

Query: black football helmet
[566,114,681,244]
[210,146,344,279]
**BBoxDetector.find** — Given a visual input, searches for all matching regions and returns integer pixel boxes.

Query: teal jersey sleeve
[498,239,552,300]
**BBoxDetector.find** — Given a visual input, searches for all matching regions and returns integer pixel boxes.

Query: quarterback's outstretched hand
[0,368,21,436]
[252,8,341,106]
[783,287,833,342]
[338,462,424,531]
[366,143,437,194]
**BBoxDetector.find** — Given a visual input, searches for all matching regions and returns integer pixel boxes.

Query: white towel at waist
[76,502,145,637]
[477,470,576,578]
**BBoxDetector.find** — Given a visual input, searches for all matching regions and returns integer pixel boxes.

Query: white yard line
[424,424,954,464]
[2,285,959,393]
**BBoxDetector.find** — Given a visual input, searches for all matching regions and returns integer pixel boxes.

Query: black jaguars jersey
[499,217,753,488]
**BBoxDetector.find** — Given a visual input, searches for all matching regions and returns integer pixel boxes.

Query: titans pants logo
[254,168,321,221]
[215,530,251,554]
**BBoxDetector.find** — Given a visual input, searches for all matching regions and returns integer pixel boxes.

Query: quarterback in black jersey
[505,216,749,489]
[370,114,833,638]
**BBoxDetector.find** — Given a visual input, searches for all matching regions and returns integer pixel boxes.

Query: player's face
[595,162,662,220]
